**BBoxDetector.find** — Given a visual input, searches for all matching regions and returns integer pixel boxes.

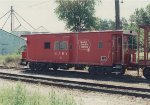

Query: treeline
[55,0,150,32]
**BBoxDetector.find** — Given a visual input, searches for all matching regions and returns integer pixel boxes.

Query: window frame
[98,41,103,48]
[54,41,68,50]
[44,42,51,49]
[54,41,60,50]
[60,41,68,50]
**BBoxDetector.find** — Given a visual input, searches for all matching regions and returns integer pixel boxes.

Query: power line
[14,11,35,30]
[2,13,11,29]
[28,0,50,8]
[0,10,11,21]
[13,13,22,31]
[14,13,21,26]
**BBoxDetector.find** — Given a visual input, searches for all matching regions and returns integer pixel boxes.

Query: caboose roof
[21,30,137,37]
[123,30,137,36]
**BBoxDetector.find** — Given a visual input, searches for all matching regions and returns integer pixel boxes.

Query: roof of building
[0,29,25,40]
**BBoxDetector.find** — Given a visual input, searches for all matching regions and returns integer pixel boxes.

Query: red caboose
[21,30,137,75]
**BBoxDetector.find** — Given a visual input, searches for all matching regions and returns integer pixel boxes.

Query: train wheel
[29,62,36,71]
[35,63,45,71]
[113,65,126,75]
[36,63,49,71]
[88,67,97,75]
[143,67,150,79]
[53,65,59,70]
[88,67,94,74]
[43,64,49,71]
[118,67,126,75]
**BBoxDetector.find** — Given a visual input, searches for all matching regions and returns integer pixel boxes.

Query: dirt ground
[0,78,149,105]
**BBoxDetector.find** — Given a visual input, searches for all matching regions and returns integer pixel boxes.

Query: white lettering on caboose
[79,40,91,52]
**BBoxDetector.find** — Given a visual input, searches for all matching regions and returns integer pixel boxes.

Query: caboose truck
[20,25,149,79]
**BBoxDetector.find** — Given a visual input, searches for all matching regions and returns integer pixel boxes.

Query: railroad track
[0,72,149,98]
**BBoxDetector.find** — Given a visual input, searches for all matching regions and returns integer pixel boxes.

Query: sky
[0,0,150,33]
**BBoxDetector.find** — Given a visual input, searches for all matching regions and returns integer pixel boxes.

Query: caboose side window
[44,42,50,49]
[60,41,68,50]
[98,41,103,48]
[54,41,68,50]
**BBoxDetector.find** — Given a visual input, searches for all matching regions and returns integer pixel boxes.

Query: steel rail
[0,72,149,98]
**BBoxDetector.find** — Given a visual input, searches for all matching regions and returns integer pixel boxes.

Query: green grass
[0,54,21,68]
[0,83,79,105]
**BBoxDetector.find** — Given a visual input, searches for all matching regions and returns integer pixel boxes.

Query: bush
[0,83,78,105]
[48,90,77,105]
[0,54,21,68]
[0,83,27,105]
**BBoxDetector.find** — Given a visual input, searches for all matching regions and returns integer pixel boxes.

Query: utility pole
[115,0,121,30]
[10,6,14,32]
[0,6,35,32]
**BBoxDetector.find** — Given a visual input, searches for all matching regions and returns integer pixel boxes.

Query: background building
[0,29,26,55]
[11,31,31,37]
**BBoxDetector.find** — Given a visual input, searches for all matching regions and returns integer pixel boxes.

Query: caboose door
[112,35,122,64]
[53,36,70,62]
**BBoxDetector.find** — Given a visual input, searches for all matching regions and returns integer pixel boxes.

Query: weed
[0,54,21,68]
[0,83,78,105]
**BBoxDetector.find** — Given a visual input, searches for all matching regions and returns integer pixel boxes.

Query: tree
[98,19,115,30]
[120,4,150,42]
[120,17,129,30]
[127,4,150,47]
[129,3,150,32]
[55,0,100,32]
[95,18,128,31]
